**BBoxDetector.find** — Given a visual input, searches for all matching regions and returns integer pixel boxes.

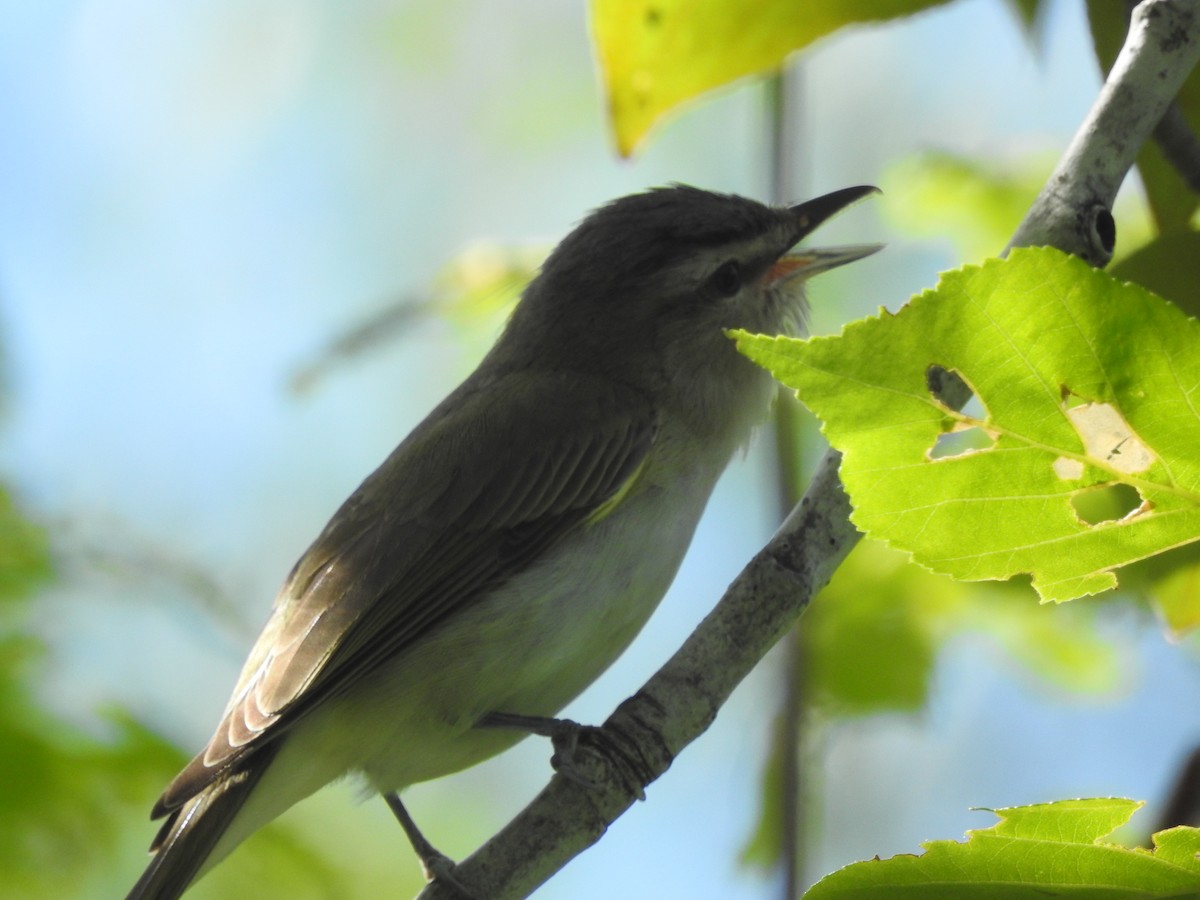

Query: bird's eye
[709,260,742,297]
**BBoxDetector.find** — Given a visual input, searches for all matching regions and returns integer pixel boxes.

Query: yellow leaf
[591,0,951,156]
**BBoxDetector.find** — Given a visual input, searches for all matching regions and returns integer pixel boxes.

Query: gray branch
[1007,0,1200,262]
[419,2,1200,897]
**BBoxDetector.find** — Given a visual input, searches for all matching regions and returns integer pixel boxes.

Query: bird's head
[498,184,881,399]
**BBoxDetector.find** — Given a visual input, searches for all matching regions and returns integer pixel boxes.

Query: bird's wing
[155,370,656,814]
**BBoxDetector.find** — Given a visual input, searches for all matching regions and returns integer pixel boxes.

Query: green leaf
[590,0,951,156]
[735,247,1200,603]
[804,799,1200,898]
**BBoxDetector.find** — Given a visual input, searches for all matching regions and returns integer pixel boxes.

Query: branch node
[607,690,676,792]
[1090,205,1117,257]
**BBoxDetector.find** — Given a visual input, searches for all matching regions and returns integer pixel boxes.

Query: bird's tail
[126,760,269,900]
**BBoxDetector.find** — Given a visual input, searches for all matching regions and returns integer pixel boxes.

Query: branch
[1007,0,1200,262]
[1153,103,1200,193]
[420,452,858,900]
[1120,0,1200,194]
[420,2,1200,896]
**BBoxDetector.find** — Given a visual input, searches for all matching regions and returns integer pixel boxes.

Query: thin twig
[1153,103,1200,194]
[288,293,438,395]
[1153,745,1200,833]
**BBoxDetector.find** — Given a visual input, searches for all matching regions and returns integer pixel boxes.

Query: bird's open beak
[767,185,883,285]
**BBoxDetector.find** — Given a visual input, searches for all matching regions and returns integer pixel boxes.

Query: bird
[127,183,880,899]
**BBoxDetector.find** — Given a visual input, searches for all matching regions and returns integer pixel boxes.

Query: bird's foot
[477,711,650,801]
[420,852,478,900]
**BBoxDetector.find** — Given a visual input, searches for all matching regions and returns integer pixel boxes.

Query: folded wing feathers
[149,386,657,821]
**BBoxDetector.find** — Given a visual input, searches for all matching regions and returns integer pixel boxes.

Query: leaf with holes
[734,247,1200,603]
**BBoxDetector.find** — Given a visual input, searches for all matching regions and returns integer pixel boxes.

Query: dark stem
[1153,103,1200,194]
[1153,744,1200,834]
[766,63,810,897]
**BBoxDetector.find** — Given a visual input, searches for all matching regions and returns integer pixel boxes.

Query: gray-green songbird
[127,184,879,899]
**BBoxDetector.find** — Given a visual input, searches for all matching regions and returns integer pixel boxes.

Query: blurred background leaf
[879,152,1045,261]
[1109,230,1200,318]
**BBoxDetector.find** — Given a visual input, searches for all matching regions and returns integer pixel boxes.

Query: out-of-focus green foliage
[880,153,1045,261]
[0,487,383,896]
[740,540,1120,872]
[1,703,181,899]
[181,795,416,900]
[1003,0,1049,39]
[1152,560,1200,636]
[807,541,1121,715]
[1110,230,1200,319]
[0,487,182,898]
[0,489,49,605]
[880,151,1156,268]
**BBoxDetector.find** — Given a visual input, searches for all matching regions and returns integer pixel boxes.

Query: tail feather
[127,760,269,900]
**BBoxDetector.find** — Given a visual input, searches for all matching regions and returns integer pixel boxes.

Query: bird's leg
[383,792,478,899]
[476,712,649,801]
[477,712,598,788]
